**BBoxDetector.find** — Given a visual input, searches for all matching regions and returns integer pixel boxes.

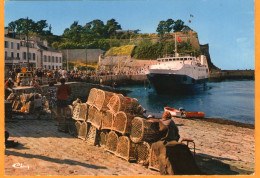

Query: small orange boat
[164,107,205,118]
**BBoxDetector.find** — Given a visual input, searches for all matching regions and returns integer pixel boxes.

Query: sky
[4,0,255,70]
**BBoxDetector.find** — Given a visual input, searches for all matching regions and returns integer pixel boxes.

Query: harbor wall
[12,82,129,103]
[209,70,254,81]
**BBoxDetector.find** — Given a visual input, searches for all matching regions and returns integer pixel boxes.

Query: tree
[156,20,166,37]
[165,19,174,33]
[105,18,122,37]
[173,19,184,32]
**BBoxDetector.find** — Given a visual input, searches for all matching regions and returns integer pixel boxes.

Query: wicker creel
[135,142,151,166]
[78,103,88,121]
[105,131,119,154]
[116,136,136,162]
[112,111,134,135]
[78,121,89,140]
[99,130,109,148]
[149,145,160,171]
[86,88,98,105]
[75,120,82,136]
[87,105,102,130]
[130,117,161,143]
[72,103,81,120]
[85,124,99,146]
[95,89,114,111]
[101,110,114,130]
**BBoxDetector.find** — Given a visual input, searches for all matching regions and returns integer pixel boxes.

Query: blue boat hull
[146,73,208,94]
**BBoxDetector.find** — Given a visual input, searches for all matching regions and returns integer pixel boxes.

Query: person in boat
[160,111,180,142]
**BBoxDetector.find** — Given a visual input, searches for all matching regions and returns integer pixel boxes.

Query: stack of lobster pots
[67,88,164,169]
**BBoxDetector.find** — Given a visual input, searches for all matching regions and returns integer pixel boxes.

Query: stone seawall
[209,70,254,81]
[12,82,130,103]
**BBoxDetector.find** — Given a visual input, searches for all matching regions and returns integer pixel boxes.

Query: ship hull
[146,73,208,94]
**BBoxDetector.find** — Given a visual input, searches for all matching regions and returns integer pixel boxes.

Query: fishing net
[112,111,134,135]
[105,131,119,154]
[116,136,136,162]
[95,89,114,111]
[130,117,160,143]
[101,110,114,130]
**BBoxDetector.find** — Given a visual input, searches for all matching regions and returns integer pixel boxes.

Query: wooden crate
[130,117,160,143]
[78,103,88,121]
[135,142,151,166]
[85,124,99,146]
[86,88,98,105]
[87,106,102,130]
[101,110,114,130]
[78,121,89,140]
[105,131,119,154]
[116,136,136,162]
[112,111,133,135]
[95,89,114,111]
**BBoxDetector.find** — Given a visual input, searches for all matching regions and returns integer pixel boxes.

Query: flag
[177,37,182,43]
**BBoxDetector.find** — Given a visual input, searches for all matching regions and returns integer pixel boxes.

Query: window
[52,56,54,62]
[184,58,188,60]
[56,66,58,69]
[33,53,35,60]
[44,65,46,69]
[52,66,54,69]
[17,53,20,59]
[5,51,7,59]
[48,56,50,62]
[11,52,14,58]
[176,58,179,61]
[48,65,51,69]
[23,52,26,59]
[17,43,20,50]
[44,55,47,62]
[59,57,62,63]
[165,59,168,62]
[11,42,14,49]
[162,59,165,62]
[56,57,58,63]
[5,41,9,48]
[28,53,31,60]
[158,60,161,62]
[169,59,172,61]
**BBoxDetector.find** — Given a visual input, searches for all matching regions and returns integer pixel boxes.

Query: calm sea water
[119,80,255,125]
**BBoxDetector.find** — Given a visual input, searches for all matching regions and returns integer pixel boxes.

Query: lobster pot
[86,88,98,105]
[78,103,89,121]
[101,110,114,130]
[105,131,119,154]
[130,117,160,143]
[85,124,98,146]
[95,89,114,111]
[149,145,160,171]
[112,111,133,135]
[135,142,151,166]
[116,136,136,161]
[99,130,109,148]
[66,105,74,118]
[72,103,80,120]
[87,106,102,130]
[78,121,89,140]
[75,120,82,136]
[68,119,78,137]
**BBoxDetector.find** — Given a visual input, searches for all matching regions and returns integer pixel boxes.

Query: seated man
[160,111,180,142]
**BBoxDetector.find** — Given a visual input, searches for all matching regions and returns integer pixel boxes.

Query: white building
[4,32,63,71]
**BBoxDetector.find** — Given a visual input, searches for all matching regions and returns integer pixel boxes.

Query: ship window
[184,58,188,60]
[176,58,179,61]
[180,58,183,61]
[158,60,161,62]
[162,59,165,62]
[165,59,168,62]
[169,59,172,61]
[173,58,175,61]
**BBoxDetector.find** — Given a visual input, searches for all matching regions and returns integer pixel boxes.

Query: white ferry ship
[146,54,209,94]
